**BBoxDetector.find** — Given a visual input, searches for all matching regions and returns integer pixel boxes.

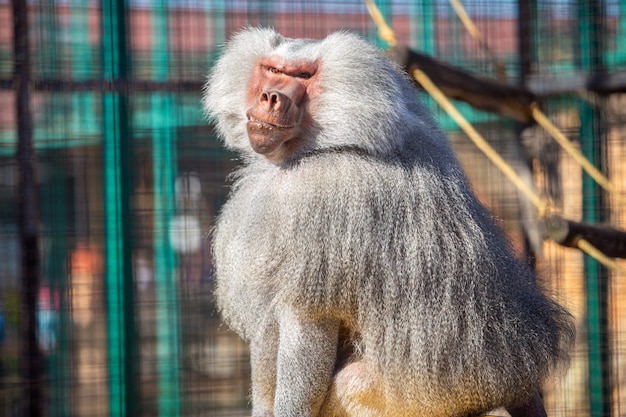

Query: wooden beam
[389,45,537,123]
[389,45,626,122]
[547,215,626,259]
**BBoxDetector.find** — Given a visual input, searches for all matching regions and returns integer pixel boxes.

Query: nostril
[261,90,282,110]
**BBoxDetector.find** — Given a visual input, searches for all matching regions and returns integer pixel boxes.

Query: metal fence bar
[579,1,612,416]
[101,1,138,416]
[12,0,43,416]
[151,2,182,416]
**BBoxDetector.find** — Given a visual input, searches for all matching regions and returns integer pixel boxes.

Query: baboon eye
[267,66,282,75]
[295,72,313,79]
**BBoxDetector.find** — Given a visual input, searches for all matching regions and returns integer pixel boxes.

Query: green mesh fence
[1,1,626,416]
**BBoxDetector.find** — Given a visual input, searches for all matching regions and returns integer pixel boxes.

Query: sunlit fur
[204,27,574,417]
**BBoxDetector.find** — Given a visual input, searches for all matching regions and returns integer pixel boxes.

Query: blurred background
[1,0,625,416]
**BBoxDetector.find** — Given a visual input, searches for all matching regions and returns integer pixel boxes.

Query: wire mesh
[1,1,625,416]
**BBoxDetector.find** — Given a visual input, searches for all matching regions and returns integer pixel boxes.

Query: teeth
[247,116,291,130]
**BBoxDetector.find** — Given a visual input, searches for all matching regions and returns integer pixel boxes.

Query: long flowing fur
[205,27,574,417]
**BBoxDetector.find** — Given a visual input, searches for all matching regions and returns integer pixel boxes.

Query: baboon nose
[261,90,288,112]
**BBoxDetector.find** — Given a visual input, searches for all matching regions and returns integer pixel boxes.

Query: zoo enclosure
[1,1,626,416]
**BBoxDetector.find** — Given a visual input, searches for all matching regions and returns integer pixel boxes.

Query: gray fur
[204,27,574,417]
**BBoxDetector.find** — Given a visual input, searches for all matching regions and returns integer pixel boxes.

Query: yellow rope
[577,239,626,275]
[449,0,497,62]
[445,0,624,207]
[363,0,624,274]
[448,0,485,45]
[447,0,505,79]
[415,67,625,275]
[412,68,550,218]
[446,0,625,206]
[363,0,550,214]
[363,0,397,47]
[530,104,626,207]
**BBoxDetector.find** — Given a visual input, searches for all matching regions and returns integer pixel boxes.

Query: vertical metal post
[518,0,537,86]
[68,6,98,416]
[41,159,70,417]
[150,3,181,416]
[615,0,626,64]
[419,0,435,56]
[102,1,138,416]
[35,2,71,415]
[517,0,540,265]
[70,0,97,139]
[578,1,611,416]
[12,1,42,416]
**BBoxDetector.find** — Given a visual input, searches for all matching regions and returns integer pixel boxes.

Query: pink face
[245,57,321,163]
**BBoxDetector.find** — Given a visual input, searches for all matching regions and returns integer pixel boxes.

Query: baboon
[203,27,574,417]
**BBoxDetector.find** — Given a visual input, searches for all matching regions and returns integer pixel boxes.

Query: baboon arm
[274,309,341,417]
[250,324,279,417]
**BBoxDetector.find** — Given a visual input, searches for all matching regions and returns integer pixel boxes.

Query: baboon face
[245,57,321,163]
